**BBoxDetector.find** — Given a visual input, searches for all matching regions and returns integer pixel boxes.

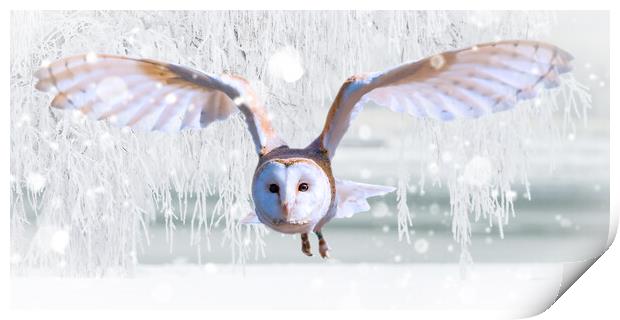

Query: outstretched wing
[35,53,284,155]
[313,40,574,158]
[334,179,396,218]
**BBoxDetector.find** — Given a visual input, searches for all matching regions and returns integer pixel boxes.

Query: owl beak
[281,202,291,219]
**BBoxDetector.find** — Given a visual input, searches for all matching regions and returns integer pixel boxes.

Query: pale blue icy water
[137,113,610,264]
[139,181,609,264]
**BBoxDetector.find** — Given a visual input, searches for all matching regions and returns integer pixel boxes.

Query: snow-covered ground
[12,262,580,317]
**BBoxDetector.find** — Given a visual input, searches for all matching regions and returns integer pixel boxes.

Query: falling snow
[85,52,98,64]
[268,46,305,83]
[10,11,591,275]
[427,162,440,175]
[463,156,493,187]
[414,238,430,254]
[429,54,446,70]
[358,124,372,140]
[50,230,70,255]
[164,93,177,104]
[96,76,129,102]
[26,172,46,192]
[371,201,391,218]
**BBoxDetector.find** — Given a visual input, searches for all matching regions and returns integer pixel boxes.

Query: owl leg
[314,230,330,259]
[301,233,313,256]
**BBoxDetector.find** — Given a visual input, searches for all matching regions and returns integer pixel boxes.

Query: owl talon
[315,230,331,259]
[301,233,313,256]
[319,247,330,259]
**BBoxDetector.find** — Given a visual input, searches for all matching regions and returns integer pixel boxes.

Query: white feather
[317,40,574,158]
[335,179,396,218]
[35,53,283,155]
[240,211,261,224]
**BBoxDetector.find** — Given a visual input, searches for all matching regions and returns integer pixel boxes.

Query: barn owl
[34,40,573,258]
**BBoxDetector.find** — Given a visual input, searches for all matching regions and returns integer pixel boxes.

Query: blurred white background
[132,11,610,265]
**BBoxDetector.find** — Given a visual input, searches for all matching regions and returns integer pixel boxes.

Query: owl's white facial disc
[252,158,331,234]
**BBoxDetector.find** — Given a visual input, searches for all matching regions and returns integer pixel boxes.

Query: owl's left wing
[312,40,574,158]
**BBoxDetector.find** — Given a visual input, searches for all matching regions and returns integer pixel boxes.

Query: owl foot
[315,230,330,259]
[301,233,313,256]
[319,242,330,259]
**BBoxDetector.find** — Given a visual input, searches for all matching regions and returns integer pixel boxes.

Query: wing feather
[35,53,284,154]
[313,40,574,158]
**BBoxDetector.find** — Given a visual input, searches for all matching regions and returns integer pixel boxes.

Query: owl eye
[298,183,309,192]
[268,184,279,193]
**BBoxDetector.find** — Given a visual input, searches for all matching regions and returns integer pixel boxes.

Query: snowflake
[414,238,429,254]
[26,172,46,192]
[427,162,440,175]
[165,93,177,104]
[463,156,493,187]
[85,52,98,64]
[371,201,390,218]
[50,229,70,255]
[203,263,218,274]
[441,152,453,163]
[360,168,372,179]
[268,46,305,83]
[429,54,446,70]
[358,124,372,140]
[96,76,128,103]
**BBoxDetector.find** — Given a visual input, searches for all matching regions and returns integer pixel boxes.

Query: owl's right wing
[35,53,285,155]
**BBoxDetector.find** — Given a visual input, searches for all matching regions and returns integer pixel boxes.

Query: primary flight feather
[34,40,573,258]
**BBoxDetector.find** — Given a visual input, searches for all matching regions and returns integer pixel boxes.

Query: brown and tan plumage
[34,40,573,258]
[35,53,284,154]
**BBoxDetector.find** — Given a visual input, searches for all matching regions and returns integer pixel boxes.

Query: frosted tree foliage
[10,11,590,276]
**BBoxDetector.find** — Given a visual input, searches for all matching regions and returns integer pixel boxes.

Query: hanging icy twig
[396,115,414,243]
[10,11,590,276]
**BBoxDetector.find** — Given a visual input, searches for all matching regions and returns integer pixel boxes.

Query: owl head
[252,158,332,233]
